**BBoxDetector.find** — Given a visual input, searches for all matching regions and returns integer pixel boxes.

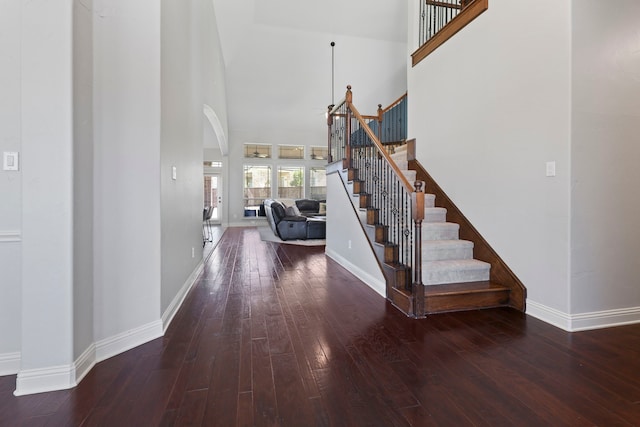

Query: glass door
[204,174,222,224]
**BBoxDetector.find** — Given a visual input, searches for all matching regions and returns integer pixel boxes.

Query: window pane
[310,146,328,161]
[243,165,271,213]
[278,145,304,159]
[244,144,271,159]
[310,167,326,200]
[277,166,304,199]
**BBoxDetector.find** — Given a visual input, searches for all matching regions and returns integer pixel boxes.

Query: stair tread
[424,281,509,296]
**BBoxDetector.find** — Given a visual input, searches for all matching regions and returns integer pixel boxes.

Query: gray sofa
[264,199,326,241]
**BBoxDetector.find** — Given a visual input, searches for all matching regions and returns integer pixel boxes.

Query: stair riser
[395,160,408,170]
[423,246,474,261]
[402,171,417,182]
[424,209,447,223]
[423,225,459,240]
[425,290,510,314]
[423,266,490,286]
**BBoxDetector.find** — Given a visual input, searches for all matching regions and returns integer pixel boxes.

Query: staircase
[389,144,514,313]
[334,141,525,316]
[328,87,526,317]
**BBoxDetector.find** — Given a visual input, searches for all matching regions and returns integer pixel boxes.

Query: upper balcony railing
[412,0,488,66]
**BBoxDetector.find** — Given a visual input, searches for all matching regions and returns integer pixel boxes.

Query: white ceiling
[212,0,409,145]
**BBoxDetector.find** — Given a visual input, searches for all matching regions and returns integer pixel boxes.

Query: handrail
[327,86,425,316]
[381,92,407,115]
[412,0,488,66]
[348,101,415,194]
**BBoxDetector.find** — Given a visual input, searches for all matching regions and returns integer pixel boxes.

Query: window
[203,161,222,168]
[244,143,271,159]
[243,165,271,215]
[277,166,304,199]
[309,146,328,161]
[278,145,304,160]
[309,167,327,200]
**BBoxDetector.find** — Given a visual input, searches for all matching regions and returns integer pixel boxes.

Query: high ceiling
[212,0,409,144]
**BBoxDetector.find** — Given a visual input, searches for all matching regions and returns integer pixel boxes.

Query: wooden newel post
[412,180,426,317]
[327,104,334,163]
[345,85,352,168]
[377,103,383,142]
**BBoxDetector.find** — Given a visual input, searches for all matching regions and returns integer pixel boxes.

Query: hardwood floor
[2,226,640,426]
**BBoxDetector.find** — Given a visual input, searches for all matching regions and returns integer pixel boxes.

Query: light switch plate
[546,161,556,177]
[172,166,177,180]
[3,152,19,171]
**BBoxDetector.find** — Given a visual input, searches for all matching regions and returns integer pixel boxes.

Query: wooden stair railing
[328,86,426,317]
[412,0,488,66]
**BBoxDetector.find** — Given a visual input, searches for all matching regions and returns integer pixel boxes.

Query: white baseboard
[162,260,204,332]
[227,220,268,228]
[74,344,96,385]
[325,248,386,298]
[11,259,206,395]
[0,352,20,376]
[13,343,99,396]
[526,299,640,332]
[526,300,572,331]
[95,320,163,363]
[14,364,76,396]
[569,306,640,331]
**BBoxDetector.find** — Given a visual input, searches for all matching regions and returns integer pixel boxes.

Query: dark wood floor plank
[3,227,640,426]
[237,391,254,427]
[264,313,293,355]
[270,353,315,426]
[201,333,241,427]
[174,389,208,426]
[453,310,640,425]
[251,338,278,427]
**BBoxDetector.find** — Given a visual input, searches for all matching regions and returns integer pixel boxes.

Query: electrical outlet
[348,240,352,249]
[191,247,195,258]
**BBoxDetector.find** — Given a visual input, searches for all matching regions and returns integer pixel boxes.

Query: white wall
[407,0,572,315]
[73,0,95,362]
[0,0,22,367]
[202,0,229,151]
[325,172,386,296]
[201,0,230,225]
[19,0,75,392]
[160,0,205,314]
[570,0,640,318]
[93,0,162,341]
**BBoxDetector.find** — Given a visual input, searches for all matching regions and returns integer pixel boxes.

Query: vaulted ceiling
[212,0,409,144]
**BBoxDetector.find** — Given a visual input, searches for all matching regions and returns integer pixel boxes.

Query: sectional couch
[263,199,326,241]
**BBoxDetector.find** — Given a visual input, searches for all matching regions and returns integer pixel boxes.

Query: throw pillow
[285,206,300,217]
[318,202,326,215]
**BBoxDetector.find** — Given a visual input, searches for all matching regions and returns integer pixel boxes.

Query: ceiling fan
[310,148,326,160]
[246,144,269,158]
